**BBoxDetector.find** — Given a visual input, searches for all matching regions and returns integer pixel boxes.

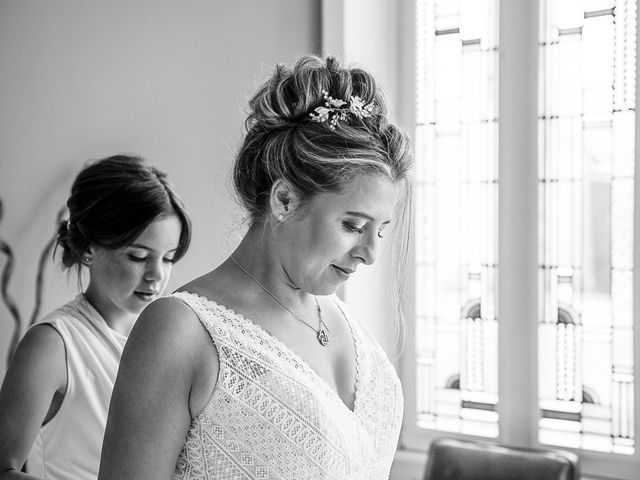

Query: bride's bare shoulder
[175,263,245,308]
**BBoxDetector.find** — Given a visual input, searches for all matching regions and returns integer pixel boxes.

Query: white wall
[0,0,320,374]
[322,0,405,356]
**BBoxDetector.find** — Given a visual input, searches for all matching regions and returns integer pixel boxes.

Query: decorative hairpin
[309,90,376,130]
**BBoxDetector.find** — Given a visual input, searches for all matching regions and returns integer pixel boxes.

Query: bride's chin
[308,283,341,297]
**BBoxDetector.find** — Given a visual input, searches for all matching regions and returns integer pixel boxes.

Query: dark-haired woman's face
[279,174,400,295]
[84,215,182,325]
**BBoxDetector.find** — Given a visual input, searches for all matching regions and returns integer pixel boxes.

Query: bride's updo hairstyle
[233,55,412,223]
[233,55,413,345]
[56,154,192,273]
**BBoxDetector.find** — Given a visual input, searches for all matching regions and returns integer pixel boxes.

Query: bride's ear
[269,179,300,222]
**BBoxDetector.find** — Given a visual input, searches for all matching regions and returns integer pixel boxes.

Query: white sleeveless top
[27,295,127,480]
[172,291,403,480]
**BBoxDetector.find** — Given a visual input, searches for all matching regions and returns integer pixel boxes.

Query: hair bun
[234,55,412,225]
[248,59,331,130]
[247,56,385,134]
[56,220,78,268]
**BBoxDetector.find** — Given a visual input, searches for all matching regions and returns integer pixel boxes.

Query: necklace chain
[230,256,330,346]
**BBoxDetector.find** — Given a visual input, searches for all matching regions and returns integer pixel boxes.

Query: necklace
[230,256,330,346]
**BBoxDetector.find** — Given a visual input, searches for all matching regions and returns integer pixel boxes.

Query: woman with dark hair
[100,56,413,480]
[0,155,191,480]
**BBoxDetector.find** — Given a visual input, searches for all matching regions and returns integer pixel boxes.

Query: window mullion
[497,0,539,447]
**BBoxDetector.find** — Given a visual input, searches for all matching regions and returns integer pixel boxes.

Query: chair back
[424,438,579,480]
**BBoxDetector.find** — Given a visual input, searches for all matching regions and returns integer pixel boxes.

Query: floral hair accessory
[309,90,376,130]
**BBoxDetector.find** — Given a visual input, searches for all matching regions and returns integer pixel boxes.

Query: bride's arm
[98,296,216,480]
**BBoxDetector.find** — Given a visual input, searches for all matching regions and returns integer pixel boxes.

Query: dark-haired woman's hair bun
[56,219,89,269]
[56,154,192,271]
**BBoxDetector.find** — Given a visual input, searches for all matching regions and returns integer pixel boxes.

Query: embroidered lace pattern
[172,291,403,480]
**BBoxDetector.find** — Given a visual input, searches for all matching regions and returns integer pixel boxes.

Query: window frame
[395,1,640,479]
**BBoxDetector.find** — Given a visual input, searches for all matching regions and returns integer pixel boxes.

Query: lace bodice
[172,291,403,480]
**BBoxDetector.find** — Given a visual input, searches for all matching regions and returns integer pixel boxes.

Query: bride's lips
[332,265,356,280]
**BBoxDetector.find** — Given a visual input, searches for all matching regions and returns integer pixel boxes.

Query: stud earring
[277,214,284,221]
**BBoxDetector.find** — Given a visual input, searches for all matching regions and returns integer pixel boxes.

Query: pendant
[317,328,329,346]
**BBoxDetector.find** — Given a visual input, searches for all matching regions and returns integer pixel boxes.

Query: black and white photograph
[0,1,638,479]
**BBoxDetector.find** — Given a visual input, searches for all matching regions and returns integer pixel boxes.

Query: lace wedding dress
[172,291,403,480]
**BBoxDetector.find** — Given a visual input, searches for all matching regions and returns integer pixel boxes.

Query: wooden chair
[423,438,580,480]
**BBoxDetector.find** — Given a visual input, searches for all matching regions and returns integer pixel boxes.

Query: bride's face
[278,173,401,295]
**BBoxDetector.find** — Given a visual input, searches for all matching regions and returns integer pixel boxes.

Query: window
[403,0,640,478]
[414,0,500,438]
[538,0,636,455]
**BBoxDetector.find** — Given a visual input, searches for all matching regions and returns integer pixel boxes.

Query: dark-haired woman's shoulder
[0,322,67,476]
